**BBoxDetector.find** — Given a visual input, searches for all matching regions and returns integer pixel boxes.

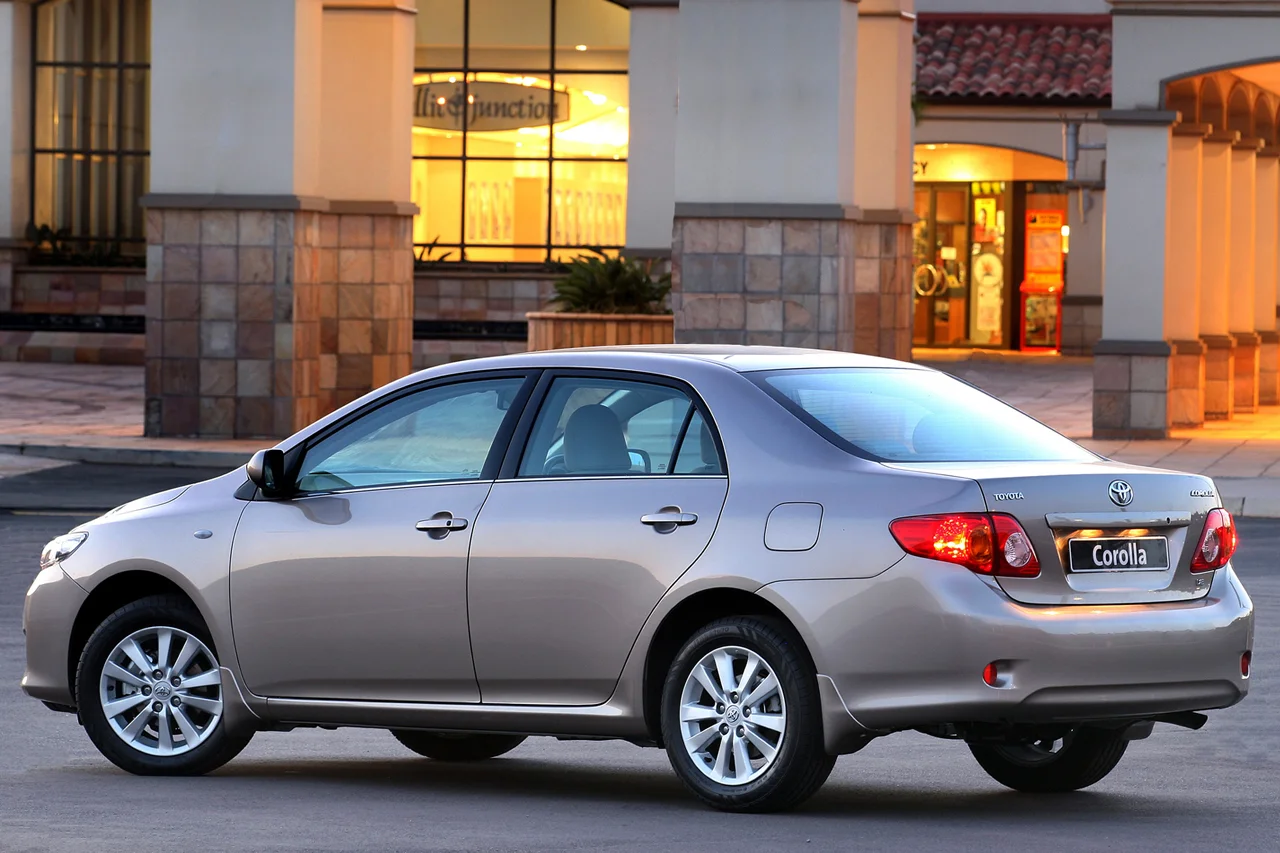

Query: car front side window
[295,377,526,493]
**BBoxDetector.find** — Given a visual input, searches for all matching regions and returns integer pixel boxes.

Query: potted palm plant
[526,250,674,350]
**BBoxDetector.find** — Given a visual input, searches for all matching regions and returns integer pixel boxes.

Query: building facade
[1,0,1279,440]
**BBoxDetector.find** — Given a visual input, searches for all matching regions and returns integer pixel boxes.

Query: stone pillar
[1230,138,1262,413]
[624,3,678,256]
[1166,124,1207,427]
[317,0,416,413]
[0,0,32,310]
[1200,130,1237,420]
[1093,111,1177,439]
[143,0,414,438]
[1062,188,1105,356]
[670,0,910,357]
[1256,147,1280,405]
[853,0,915,360]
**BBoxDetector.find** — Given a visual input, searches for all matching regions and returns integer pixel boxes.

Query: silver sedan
[23,346,1253,812]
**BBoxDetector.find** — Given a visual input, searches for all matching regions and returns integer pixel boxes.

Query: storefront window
[31,0,150,257]
[413,0,629,264]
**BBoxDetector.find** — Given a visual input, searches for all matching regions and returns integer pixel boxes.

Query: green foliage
[549,249,672,315]
[23,223,140,268]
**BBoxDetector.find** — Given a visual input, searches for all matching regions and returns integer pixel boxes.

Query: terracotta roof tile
[916,15,1111,105]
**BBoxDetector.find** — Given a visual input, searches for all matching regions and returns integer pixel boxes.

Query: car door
[467,371,730,706]
[230,372,533,703]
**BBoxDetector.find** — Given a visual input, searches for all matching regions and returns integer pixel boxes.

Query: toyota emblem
[1109,480,1134,507]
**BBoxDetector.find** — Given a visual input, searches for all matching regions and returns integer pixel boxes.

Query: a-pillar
[1200,130,1238,420]
[1093,110,1178,439]
[624,2,678,257]
[671,0,902,356]
[1230,137,1263,413]
[0,0,32,311]
[143,0,415,439]
[1256,146,1280,404]
[1166,123,1208,427]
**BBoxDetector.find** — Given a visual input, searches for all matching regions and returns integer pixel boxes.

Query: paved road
[1,510,1276,852]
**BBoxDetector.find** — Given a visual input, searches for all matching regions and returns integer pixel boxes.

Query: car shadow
[204,756,1188,820]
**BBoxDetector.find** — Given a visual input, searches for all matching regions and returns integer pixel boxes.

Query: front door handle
[416,514,468,539]
[641,507,698,533]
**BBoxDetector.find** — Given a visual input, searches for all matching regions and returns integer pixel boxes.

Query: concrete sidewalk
[2,358,1280,516]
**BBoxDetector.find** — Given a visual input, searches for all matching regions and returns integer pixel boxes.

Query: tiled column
[144,206,321,438]
[670,1,908,356]
[1166,123,1207,427]
[1200,130,1238,420]
[315,210,414,414]
[1230,138,1263,413]
[1255,147,1280,405]
[1093,110,1177,439]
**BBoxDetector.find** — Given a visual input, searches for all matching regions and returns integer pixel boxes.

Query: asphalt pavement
[0,495,1277,851]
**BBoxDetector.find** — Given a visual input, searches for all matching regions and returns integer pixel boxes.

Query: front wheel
[76,595,253,776]
[969,727,1128,793]
[392,731,527,761]
[660,616,835,813]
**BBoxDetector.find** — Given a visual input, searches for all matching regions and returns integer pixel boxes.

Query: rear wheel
[77,595,253,776]
[392,731,527,761]
[660,616,835,813]
[969,727,1128,793]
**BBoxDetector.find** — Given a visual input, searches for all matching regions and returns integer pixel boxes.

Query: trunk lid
[883,459,1222,605]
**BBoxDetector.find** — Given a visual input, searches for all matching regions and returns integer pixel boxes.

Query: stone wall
[1061,296,1103,356]
[0,265,146,365]
[411,270,555,369]
[670,216,912,360]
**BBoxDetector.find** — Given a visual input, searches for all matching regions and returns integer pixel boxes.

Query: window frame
[412,0,629,264]
[497,368,728,481]
[30,0,151,251]
[276,369,540,499]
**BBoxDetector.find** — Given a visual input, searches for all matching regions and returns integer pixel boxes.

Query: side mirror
[246,449,287,498]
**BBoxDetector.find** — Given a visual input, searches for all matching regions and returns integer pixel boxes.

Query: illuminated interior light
[575,44,588,51]
[583,90,608,106]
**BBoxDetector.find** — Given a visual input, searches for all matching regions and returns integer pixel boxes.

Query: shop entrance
[912,182,1011,348]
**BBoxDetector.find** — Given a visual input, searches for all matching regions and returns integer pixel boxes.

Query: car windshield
[753,368,1095,463]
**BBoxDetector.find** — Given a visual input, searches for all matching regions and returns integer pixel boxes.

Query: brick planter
[526,312,674,351]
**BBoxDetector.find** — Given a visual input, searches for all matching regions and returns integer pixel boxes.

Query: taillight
[889,513,1040,578]
[1190,508,1237,572]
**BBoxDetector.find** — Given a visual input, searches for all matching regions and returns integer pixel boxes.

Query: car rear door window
[517,376,720,477]
[295,377,526,492]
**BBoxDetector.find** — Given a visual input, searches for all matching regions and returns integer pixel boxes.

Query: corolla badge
[1108,480,1134,507]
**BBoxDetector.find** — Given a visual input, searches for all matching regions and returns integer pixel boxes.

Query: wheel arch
[67,570,208,698]
[640,586,816,744]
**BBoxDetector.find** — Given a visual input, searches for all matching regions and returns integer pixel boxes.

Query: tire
[76,594,253,776]
[969,727,1128,793]
[660,616,835,813]
[392,730,527,761]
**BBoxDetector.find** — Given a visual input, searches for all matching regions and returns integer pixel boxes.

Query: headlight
[40,532,88,570]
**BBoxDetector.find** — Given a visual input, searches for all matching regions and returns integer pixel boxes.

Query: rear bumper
[21,565,86,707]
[762,558,1253,746]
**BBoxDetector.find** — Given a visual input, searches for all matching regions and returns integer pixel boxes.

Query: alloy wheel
[98,626,223,757]
[678,645,786,786]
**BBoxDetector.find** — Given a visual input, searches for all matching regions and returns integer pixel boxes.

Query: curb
[0,442,250,470]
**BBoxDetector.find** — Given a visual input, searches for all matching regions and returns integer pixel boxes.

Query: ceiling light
[575,44,587,51]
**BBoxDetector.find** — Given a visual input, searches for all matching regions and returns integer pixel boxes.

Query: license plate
[1068,537,1170,572]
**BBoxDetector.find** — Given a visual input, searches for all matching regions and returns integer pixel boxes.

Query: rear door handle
[641,508,698,532]
[416,514,468,539]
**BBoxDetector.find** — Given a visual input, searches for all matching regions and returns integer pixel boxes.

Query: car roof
[422,345,928,377]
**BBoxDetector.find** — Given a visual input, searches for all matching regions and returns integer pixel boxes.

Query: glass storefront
[31,0,151,256]
[412,0,630,263]
[911,145,1068,351]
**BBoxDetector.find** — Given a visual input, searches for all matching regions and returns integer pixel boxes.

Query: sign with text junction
[414,81,570,132]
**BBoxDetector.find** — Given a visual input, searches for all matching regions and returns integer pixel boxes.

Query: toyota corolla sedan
[23,346,1253,812]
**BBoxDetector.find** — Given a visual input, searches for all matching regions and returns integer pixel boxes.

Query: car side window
[518,377,713,477]
[295,377,525,493]
[672,410,724,475]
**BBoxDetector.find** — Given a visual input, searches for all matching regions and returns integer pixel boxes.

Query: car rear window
[753,368,1095,463]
